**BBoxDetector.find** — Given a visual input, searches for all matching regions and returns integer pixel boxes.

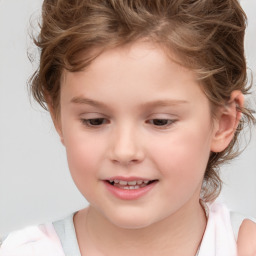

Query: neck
[74,198,207,256]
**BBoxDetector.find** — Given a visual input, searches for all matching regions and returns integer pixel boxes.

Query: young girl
[1,0,256,255]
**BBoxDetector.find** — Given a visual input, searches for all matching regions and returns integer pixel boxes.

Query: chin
[111,217,153,230]
[105,209,161,230]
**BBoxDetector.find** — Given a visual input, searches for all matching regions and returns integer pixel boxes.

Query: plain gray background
[0,0,255,235]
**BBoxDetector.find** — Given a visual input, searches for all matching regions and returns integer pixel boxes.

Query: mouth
[105,179,158,190]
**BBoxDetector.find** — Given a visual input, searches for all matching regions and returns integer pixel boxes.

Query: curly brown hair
[29,0,255,202]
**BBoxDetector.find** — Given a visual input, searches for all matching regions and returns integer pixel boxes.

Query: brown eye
[81,118,107,127]
[150,119,174,126]
[152,119,169,126]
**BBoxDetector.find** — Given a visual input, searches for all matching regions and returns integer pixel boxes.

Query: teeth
[119,180,128,185]
[110,179,151,185]
[127,181,137,186]
[123,185,140,190]
[109,179,154,189]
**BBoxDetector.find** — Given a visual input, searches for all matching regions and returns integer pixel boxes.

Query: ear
[45,94,65,146]
[210,90,244,152]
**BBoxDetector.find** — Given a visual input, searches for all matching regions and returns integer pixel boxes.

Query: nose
[109,125,145,165]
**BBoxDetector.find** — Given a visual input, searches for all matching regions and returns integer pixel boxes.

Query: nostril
[109,138,145,165]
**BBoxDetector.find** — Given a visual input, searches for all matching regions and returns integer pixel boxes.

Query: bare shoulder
[237,219,256,256]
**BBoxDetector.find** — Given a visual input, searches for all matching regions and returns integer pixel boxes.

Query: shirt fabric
[0,201,255,256]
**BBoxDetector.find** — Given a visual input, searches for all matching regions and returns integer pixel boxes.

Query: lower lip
[103,181,157,200]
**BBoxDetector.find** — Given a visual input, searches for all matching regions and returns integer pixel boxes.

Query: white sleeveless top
[0,201,255,256]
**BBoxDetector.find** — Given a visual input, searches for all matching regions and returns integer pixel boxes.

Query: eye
[148,119,176,127]
[81,118,108,127]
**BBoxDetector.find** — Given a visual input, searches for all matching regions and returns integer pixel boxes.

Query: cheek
[149,126,212,179]
[62,126,105,182]
[64,135,105,201]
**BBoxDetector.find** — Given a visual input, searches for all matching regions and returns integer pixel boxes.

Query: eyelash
[147,119,176,127]
[80,118,177,129]
[81,118,108,127]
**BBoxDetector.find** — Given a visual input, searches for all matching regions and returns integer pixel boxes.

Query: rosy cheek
[150,129,209,173]
[65,134,103,172]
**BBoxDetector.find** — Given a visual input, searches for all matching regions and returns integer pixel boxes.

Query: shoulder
[237,219,256,256]
[202,201,256,255]
[0,223,65,256]
[228,205,256,255]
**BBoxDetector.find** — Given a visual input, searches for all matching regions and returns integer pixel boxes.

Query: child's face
[57,41,218,228]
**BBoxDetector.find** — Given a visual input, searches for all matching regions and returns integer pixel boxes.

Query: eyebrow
[71,97,109,109]
[70,97,189,109]
[140,99,189,108]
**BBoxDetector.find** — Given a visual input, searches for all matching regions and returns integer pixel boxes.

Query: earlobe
[210,91,244,153]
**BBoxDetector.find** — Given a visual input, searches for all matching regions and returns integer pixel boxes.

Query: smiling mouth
[106,179,158,190]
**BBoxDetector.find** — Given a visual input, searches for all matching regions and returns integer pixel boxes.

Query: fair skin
[48,41,252,255]
[237,220,256,256]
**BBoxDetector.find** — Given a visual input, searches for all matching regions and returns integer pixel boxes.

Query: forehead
[60,41,210,111]
[86,41,188,76]
[62,41,196,87]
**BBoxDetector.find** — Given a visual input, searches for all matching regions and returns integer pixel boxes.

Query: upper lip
[104,176,154,182]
